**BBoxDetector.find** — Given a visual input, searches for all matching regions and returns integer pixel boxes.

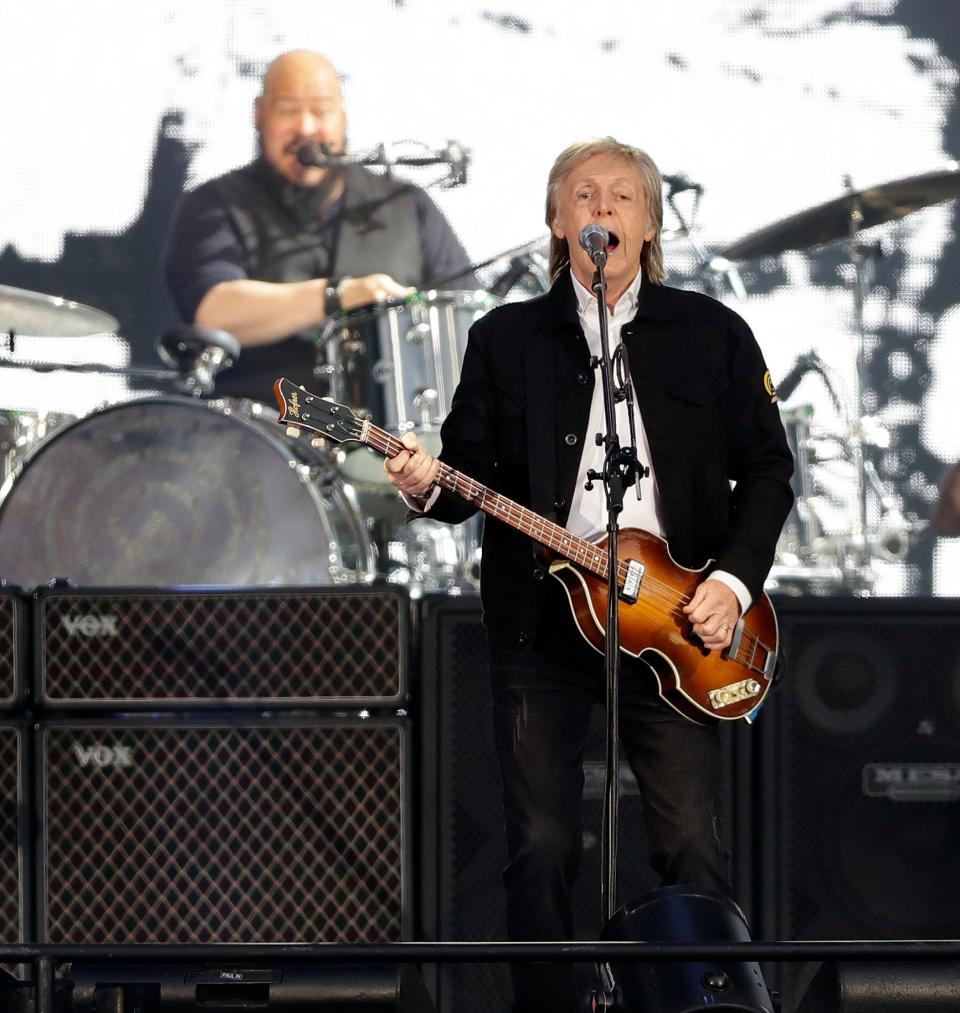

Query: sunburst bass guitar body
[544,527,779,724]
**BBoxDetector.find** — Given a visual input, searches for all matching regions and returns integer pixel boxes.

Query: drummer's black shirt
[164,157,476,401]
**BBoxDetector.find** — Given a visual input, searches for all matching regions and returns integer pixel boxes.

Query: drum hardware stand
[156,326,241,396]
[665,186,748,302]
[0,356,178,382]
[421,235,552,294]
[842,174,894,586]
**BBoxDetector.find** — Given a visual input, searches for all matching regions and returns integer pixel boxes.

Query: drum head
[0,398,366,587]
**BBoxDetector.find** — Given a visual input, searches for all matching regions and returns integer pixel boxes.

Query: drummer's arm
[194,275,415,347]
[195,278,329,346]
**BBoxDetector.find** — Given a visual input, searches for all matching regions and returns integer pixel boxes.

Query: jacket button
[533,568,545,581]
[577,372,589,384]
[564,433,578,446]
[518,631,529,646]
[554,497,567,511]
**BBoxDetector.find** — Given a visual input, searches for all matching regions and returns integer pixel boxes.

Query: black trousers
[489,585,730,1013]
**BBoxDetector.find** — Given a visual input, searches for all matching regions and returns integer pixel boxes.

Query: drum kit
[0,283,497,593]
[1,163,958,596]
[714,164,960,594]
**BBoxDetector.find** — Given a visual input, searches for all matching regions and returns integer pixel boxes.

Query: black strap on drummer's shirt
[214,158,423,289]
[208,159,424,402]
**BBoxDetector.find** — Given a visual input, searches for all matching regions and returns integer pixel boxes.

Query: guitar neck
[366,423,610,580]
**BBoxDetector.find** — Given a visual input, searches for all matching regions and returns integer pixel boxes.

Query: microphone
[489,256,529,299]
[776,352,815,404]
[441,140,469,187]
[296,140,470,186]
[579,223,609,267]
[662,172,704,196]
[296,141,336,167]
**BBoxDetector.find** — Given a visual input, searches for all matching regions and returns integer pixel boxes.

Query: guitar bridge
[619,559,644,604]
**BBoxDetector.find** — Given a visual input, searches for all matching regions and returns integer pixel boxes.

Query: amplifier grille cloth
[41,723,406,942]
[40,590,404,702]
[0,726,22,943]
[0,594,19,705]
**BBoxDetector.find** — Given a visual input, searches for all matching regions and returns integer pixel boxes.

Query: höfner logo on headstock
[287,388,302,419]
[60,614,119,637]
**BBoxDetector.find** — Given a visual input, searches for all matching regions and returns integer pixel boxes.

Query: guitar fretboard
[368,424,626,584]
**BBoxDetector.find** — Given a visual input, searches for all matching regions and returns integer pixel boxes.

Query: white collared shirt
[566,268,663,541]
[566,268,751,613]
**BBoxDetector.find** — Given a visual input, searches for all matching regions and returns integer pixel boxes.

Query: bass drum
[0,398,374,588]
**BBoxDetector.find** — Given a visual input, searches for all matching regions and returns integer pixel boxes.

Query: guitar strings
[370,430,769,670]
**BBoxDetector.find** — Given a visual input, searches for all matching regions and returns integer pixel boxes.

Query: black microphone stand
[582,251,647,938]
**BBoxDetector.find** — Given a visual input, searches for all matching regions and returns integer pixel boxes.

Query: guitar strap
[524,320,558,522]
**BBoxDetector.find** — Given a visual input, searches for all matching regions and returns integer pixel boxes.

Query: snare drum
[324,289,495,486]
[0,398,374,588]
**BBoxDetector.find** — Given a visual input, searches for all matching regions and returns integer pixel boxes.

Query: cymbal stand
[842,175,885,581]
[667,191,748,301]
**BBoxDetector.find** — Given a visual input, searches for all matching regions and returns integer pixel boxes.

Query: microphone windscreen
[296,142,332,167]
[578,223,609,253]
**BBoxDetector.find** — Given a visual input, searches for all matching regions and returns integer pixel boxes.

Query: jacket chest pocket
[661,367,730,451]
[664,366,728,405]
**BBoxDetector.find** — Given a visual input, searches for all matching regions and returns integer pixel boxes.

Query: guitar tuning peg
[286,426,301,438]
[310,437,326,449]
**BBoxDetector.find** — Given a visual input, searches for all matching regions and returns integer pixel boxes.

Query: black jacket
[428,271,795,649]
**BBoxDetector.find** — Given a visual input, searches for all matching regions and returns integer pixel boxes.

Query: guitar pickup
[708,678,763,711]
[619,559,644,604]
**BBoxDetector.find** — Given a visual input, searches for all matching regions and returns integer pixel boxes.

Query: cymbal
[0,284,119,337]
[719,164,960,262]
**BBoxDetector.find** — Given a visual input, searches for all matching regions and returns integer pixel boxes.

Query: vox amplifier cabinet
[36,715,412,943]
[0,589,26,710]
[33,585,409,709]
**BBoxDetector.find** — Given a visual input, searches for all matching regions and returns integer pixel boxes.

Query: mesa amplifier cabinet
[0,588,26,709]
[757,597,960,1009]
[0,721,28,948]
[34,585,408,708]
[36,715,412,943]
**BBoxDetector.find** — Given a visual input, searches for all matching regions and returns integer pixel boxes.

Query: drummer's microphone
[579,223,609,267]
[297,141,335,167]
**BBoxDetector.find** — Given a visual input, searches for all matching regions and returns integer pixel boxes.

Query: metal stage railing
[3,939,960,1013]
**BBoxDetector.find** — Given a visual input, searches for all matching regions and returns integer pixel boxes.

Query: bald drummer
[164,49,476,402]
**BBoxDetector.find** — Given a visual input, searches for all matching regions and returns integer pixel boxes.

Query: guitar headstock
[273,377,365,445]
